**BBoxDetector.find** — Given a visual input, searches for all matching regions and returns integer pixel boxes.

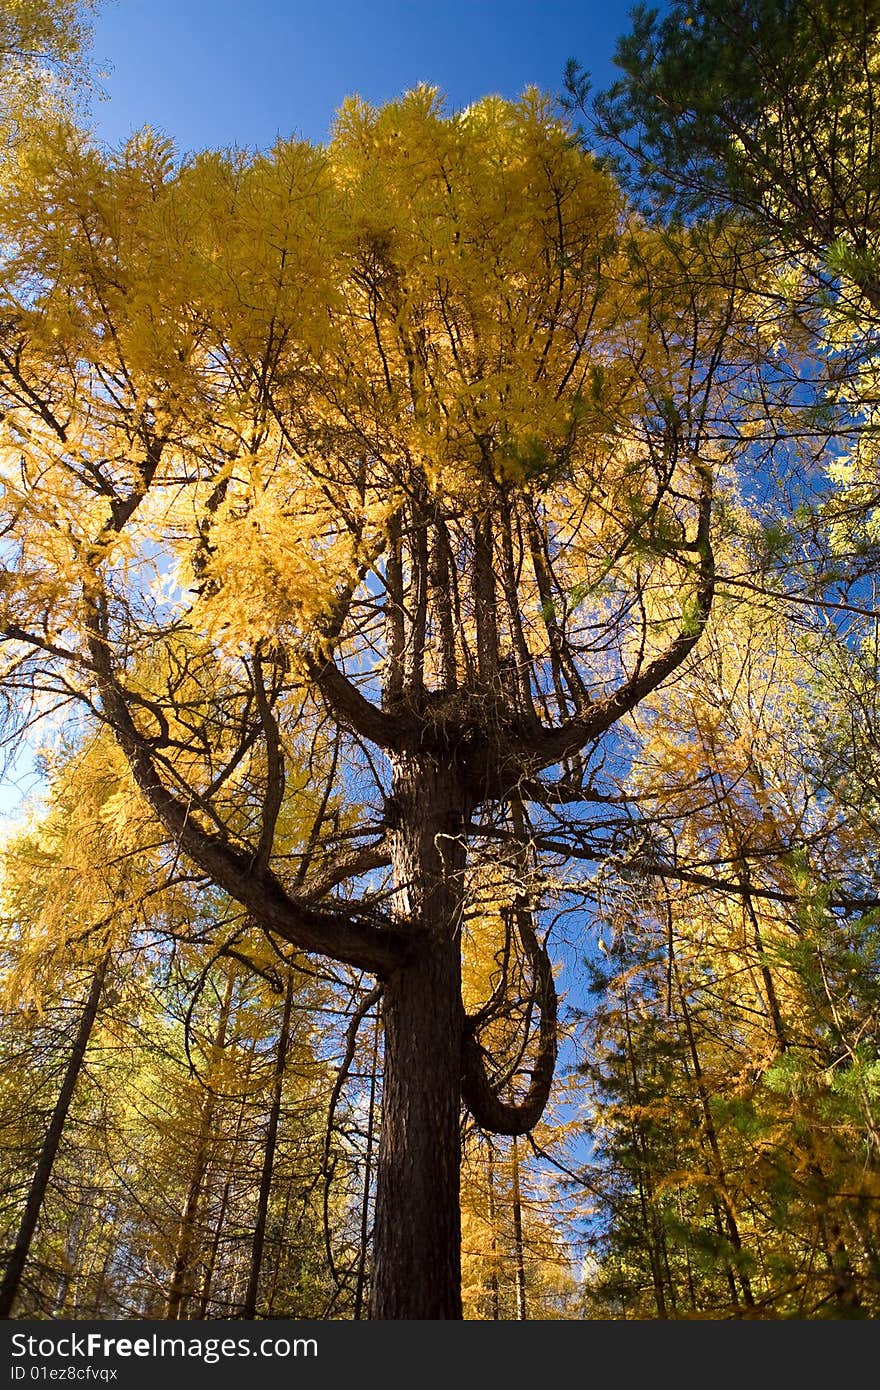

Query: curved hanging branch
[460,894,558,1136]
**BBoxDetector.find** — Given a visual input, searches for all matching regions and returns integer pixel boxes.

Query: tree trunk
[165,1098,214,1319]
[511,1135,527,1320]
[0,951,108,1320]
[369,755,468,1320]
[165,975,233,1319]
[195,1038,256,1319]
[674,961,754,1310]
[621,980,671,1318]
[242,973,294,1319]
[353,1007,380,1320]
[486,1139,500,1320]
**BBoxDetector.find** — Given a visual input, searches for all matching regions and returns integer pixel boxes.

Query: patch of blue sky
[87,2,652,156]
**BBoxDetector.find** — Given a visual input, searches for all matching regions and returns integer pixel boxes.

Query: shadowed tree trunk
[165,976,233,1320]
[242,973,294,1319]
[369,757,469,1319]
[0,951,109,1320]
[511,1135,527,1321]
[486,1139,500,1319]
[353,1007,380,1320]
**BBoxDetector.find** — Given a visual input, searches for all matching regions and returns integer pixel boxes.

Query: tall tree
[0,90,757,1316]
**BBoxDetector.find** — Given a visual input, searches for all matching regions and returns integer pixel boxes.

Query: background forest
[0,0,879,1321]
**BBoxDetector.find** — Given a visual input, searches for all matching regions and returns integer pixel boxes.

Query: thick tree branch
[302,841,391,901]
[307,655,410,751]
[88,632,409,976]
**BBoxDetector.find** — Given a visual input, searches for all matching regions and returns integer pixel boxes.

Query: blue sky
[88,1,645,154]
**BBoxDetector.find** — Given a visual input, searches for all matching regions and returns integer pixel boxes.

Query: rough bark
[369,756,468,1320]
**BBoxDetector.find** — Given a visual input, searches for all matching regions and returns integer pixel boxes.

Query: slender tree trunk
[165,1100,215,1320]
[741,865,862,1310]
[369,755,467,1320]
[674,1179,698,1313]
[195,1040,256,1319]
[511,1135,527,1321]
[741,879,788,1055]
[242,974,294,1318]
[486,1139,500,1320]
[353,1007,380,1320]
[196,1171,233,1320]
[674,962,754,1310]
[631,1142,668,1318]
[264,1180,293,1319]
[165,975,233,1320]
[0,951,109,1320]
[620,978,669,1318]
